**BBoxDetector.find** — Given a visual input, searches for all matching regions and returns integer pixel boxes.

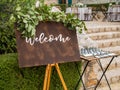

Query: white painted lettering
[25,33,71,45]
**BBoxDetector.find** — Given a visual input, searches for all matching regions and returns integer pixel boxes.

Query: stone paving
[80,81,120,90]
[97,81,120,90]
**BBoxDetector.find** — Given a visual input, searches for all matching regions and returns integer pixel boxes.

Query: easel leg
[43,63,67,90]
[46,65,52,90]
[43,64,51,90]
[55,63,67,90]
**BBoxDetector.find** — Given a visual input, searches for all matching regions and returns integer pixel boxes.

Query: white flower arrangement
[109,3,112,6]
[35,1,40,8]
[50,6,61,12]
[74,2,84,7]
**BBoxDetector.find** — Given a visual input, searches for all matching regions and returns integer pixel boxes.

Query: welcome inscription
[15,22,80,67]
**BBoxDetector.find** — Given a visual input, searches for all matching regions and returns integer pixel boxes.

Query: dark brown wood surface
[15,22,80,67]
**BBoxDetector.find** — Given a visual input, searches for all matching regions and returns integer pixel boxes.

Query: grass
[0,53,82,90]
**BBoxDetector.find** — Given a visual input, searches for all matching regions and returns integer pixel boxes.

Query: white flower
[35,1,40,8]
[50,6,61,12]
[76,27,79,30]
[75,2,84,7]
[109,3,112,6]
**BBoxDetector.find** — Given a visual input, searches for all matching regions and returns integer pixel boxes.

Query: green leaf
[38,16,43,21]
[23,19,27,23]
[31,29,35,36]
[28,25,33,32]
[16,6,21,11]
[9,14,16,22]
[25,24,28,28]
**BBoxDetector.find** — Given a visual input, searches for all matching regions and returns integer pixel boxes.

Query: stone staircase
[85,21,120,89]
[86,21,120,54]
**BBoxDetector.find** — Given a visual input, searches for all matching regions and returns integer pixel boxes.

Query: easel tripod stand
[43,63,67,90]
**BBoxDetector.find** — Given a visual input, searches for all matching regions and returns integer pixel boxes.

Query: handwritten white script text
[25,33,71,45]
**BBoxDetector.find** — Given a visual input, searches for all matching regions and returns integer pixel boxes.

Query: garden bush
[0,0,37,54]
[0,0,16,54]
[0,53,82,90]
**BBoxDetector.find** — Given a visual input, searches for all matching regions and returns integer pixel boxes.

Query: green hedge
[0,0,38,54]
[0,53,82,90]
[0,1,16,54]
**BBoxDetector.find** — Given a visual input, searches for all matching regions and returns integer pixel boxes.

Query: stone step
[80,82,120,90]
[95,56,120,72]
[95,38,120,48]
[88,32,120,40]
[85,22,120,34]
[101,46,120,55]
[96,67,120,85]
[94,56,120,85]
[97,81,120,90]
[86,26,120,34]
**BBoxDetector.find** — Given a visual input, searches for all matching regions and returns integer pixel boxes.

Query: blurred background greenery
[0,0,39,54]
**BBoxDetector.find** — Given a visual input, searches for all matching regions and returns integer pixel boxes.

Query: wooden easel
[43,63,67,90]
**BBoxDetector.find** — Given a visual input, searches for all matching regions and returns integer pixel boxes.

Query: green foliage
[0,0,37,54]
[0,0,16,54]
[12,2,87,37]
[0,53,82,90]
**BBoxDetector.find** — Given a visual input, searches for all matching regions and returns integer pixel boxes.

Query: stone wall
[73,0,118,4]
[45,0,118,5]
[44,0,58,5]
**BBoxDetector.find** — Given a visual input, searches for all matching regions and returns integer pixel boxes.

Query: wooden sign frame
[15,21,80,68]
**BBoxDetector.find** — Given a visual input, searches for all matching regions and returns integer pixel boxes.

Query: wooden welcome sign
[15,22,80,67]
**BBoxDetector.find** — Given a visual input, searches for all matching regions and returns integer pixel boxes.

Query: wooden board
[15,22,80,67]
